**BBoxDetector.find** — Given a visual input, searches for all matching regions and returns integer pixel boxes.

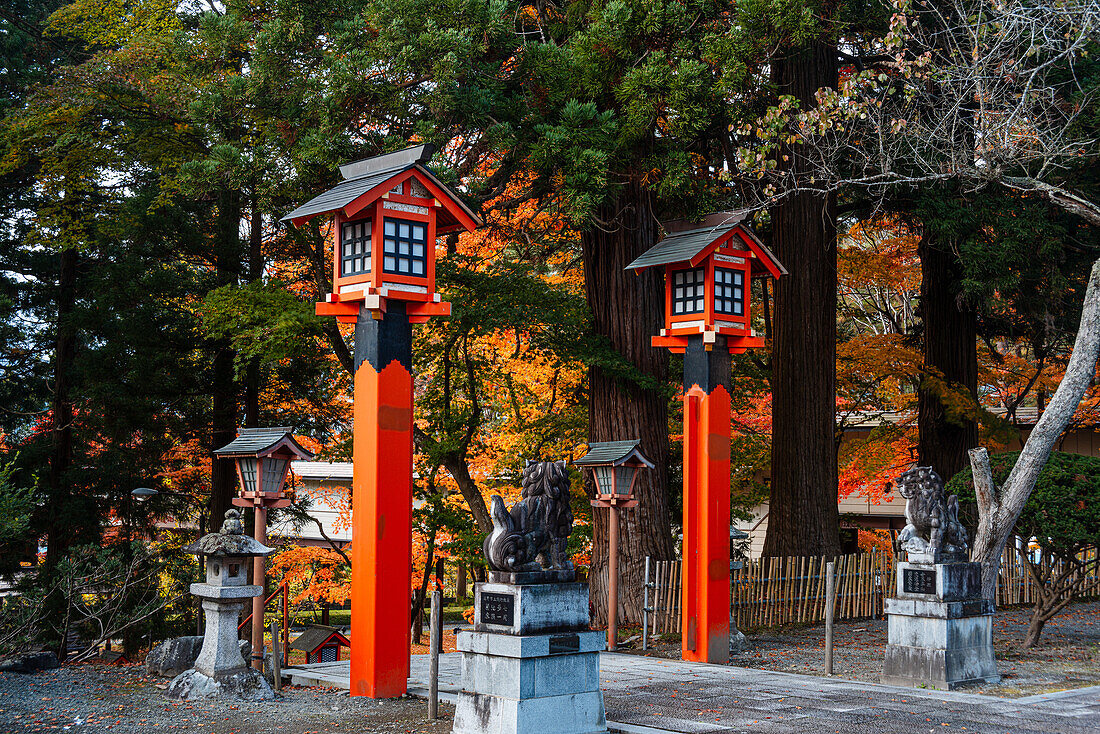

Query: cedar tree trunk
[763,40,842,558]
[209,189,240,528]
[582,180,674,625]
[244,190,263,427]
[45,246,77,574]
[917,232,978,483]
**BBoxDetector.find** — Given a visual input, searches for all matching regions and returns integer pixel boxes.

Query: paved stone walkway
[284,653,1100,733]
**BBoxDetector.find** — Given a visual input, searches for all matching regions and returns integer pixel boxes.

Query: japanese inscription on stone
[549,633,579,654]
[903,568,937,595]
[480,592,515,626]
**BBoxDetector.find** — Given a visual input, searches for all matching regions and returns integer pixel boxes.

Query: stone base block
[882,645,1000,690]
[884,608,998,690]
[166,667,274,700]
[458,630,606,657]
[487,569,575,585]
[460,649,600,699]
[474,582,588,635]
[453,690,607,734]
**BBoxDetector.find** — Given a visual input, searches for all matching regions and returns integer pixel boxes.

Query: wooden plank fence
[645,545,1100,633]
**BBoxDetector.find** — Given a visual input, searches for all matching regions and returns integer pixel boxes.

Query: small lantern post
[575,440,654,651]
[214,427,314,672]
[167,510,276,700]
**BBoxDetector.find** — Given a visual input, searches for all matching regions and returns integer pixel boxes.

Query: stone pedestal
[167,582,274,700]
[453,582,608,734]
[882,559,999,690]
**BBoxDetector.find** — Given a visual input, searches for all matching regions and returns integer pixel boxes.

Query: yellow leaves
[46,0,182,50]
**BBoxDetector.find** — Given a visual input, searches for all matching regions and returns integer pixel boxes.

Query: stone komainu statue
[483,460,574,574]
[895,466,969,560]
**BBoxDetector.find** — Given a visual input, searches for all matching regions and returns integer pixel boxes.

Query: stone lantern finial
[220,509,244,535]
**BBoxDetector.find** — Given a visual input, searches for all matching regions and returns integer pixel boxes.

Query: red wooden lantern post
[214,428,314,672]
[575,441,654,651]
[627,212,785,664]
[283,145,481,697]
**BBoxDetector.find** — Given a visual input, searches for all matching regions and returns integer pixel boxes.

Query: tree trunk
[209,189,240,527]
[1022,608,1046,648]
[969,259,1100,599]
[45,246,77,575]
[582,179,674,626]
[918,231,978,483]
[244,191,263,427]
[411,527,436,644]
[763,40,842,558]
[441,456,492,533]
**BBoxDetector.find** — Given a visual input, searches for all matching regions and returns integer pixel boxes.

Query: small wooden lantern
[574,439,653,652]
[626,212,786,354]
[575,440,654,508]
[290,625,351,664]
[214,427,315,510]
[282,144,482,323]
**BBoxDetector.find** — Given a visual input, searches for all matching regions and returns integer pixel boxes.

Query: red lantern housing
[282,144,482,323]
[626,212,786,354]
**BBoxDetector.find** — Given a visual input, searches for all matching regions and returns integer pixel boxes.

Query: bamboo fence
[645,545,1100,633]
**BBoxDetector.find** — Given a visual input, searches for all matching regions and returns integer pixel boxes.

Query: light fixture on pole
[131,487,159,502]
[214,427,314,672]
[574,439,653,652]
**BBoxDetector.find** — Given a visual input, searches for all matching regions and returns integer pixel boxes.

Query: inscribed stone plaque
[903,568,937,595]
[480,592,515,626]
[549,633,579,654]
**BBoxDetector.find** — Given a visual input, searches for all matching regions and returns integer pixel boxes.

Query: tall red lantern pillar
[283,145,481,697]
[627,212,785,664]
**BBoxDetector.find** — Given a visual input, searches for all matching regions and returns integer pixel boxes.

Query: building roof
[574,440,655,468]
[290,625,349,652]
[281,145,482,231]
[841,406,1096,430]
[291,461,355,481]
[213,427,315,460]
[624,213,786,277]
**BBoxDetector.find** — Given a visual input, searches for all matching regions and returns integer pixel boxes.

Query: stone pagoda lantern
[167,510,276,700]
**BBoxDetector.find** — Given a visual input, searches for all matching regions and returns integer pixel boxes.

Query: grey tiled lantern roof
[625,223,746,270]
[624,214,787,276]
[212,427,315,460]
[574,440,655,468]
[280,144,482,230]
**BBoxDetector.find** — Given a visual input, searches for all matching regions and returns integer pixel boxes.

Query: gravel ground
[627,599,1100,697]
[0,664,454,734]
[735,601,1100,697]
